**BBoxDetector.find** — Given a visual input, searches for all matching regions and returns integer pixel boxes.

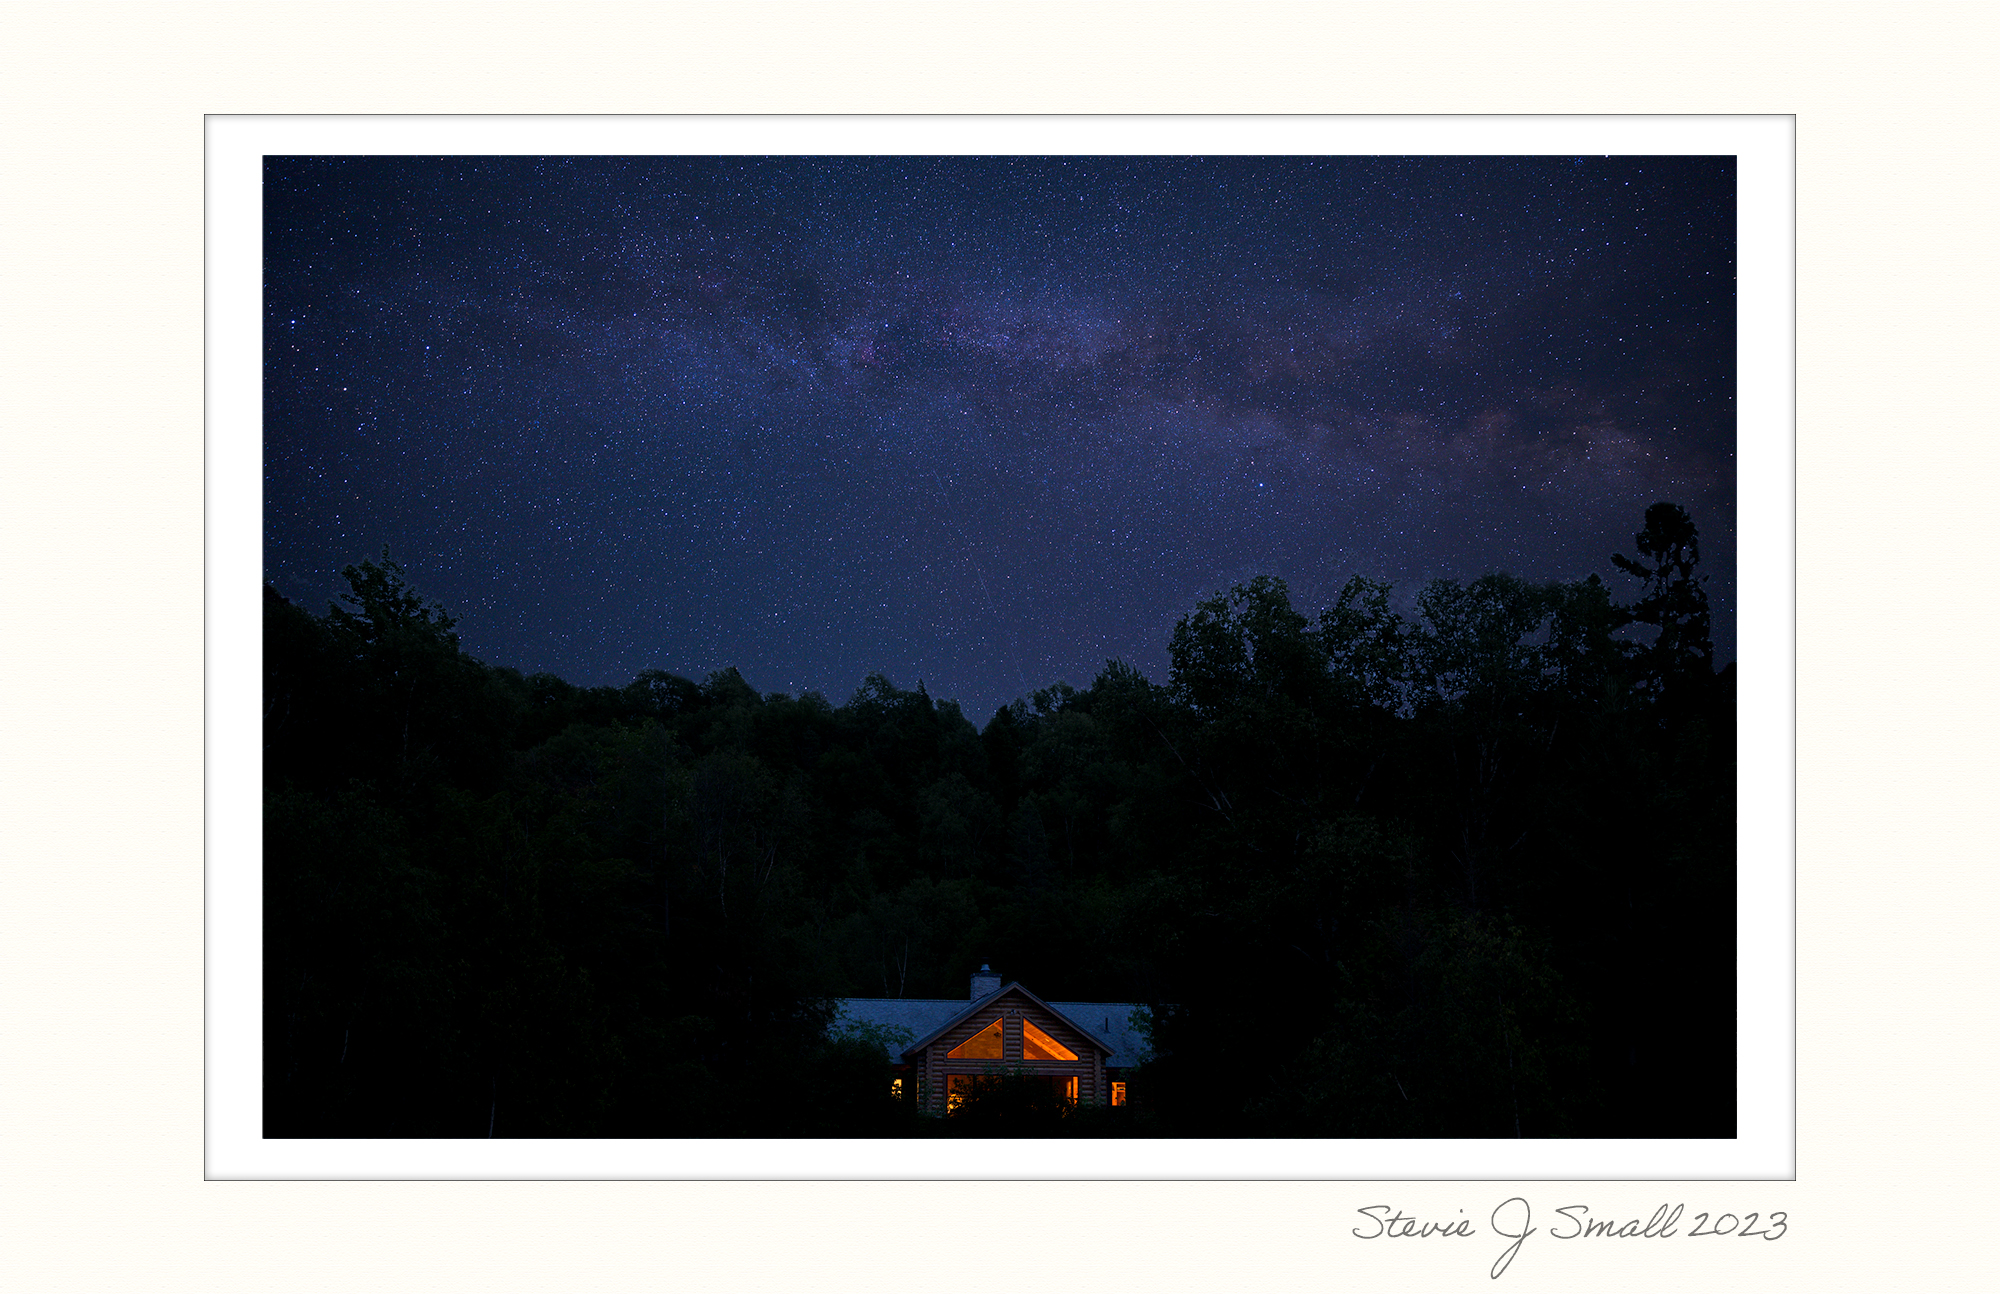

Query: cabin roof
[834,984,1152,1067]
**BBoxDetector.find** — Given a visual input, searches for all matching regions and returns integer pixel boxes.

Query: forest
[263,503,1734,1139]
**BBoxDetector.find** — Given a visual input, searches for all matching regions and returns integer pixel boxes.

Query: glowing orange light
[946,1018,1004,1059]
[1022,1019,1077,1061]
[1110,1081,1126,1107]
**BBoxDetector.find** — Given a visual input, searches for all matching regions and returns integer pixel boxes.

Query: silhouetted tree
[1612,501,1714,693]
[264,506,1732,1138]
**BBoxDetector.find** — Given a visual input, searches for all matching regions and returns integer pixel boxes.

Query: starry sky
[265,155,1734,724]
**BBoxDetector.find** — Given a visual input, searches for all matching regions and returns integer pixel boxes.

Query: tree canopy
[264,504,1732,1137]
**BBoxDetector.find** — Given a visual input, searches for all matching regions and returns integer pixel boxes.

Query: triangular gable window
[946,1018,1004,1059]
[1022,1019,1077,1061]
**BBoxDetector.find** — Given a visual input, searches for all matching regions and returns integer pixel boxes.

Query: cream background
[3,2,1993,1288]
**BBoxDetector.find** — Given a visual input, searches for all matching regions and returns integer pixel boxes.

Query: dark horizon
[264,155,1733,724]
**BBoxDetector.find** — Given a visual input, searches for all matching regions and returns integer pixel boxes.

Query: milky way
[264,155,1734,724]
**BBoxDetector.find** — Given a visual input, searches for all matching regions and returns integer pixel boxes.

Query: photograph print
[261,153,1736,1139]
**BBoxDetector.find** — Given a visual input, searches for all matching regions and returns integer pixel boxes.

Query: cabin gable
[837,964,1147,1115]
[903,983,1112,1113]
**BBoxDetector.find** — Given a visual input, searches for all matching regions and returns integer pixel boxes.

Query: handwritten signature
[1352,1198,1788,1278]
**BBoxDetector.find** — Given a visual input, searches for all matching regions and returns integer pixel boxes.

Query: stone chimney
[970,963,1001,1000]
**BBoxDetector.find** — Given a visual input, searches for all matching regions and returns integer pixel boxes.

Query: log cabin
[836,965,1149,1113]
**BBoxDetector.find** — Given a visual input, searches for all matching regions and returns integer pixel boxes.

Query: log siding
[905,986,1112,1114]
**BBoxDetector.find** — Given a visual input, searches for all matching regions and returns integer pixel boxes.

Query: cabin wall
[914,990,1108,1113]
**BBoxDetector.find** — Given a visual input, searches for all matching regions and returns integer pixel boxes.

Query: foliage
[1613,501,1715,693]
[264,504,1732,1136]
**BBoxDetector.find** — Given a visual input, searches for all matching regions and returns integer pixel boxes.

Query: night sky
[265,156,1734,725]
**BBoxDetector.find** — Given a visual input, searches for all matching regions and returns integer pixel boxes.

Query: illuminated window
[1110,1081,1126,1107]
[1058,1074,1078,1102]
[1022,1019,1077,1061]
[890,1077,904,1100]
[946,1018,1004,1059]
[946,1073,980,1112]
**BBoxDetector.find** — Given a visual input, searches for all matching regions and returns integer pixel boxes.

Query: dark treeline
[264,503,1733,1138]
